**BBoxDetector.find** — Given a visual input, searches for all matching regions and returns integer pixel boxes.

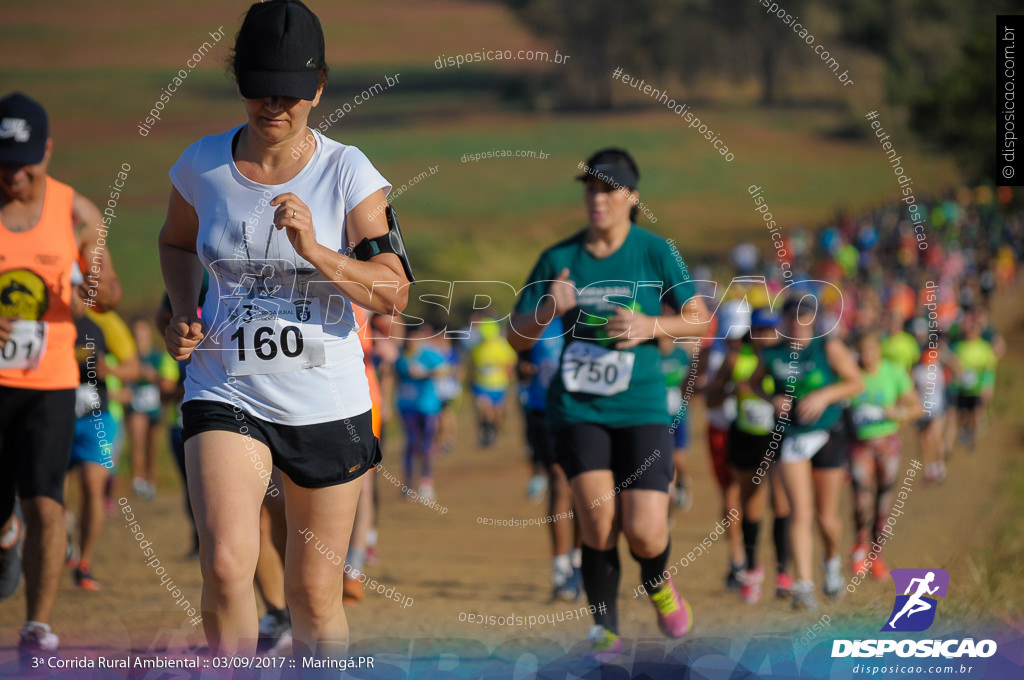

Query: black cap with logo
[576,147,640,191]
[235,0,326,101]
[0,92,48,166]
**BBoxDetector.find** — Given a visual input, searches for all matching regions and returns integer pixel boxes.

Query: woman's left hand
[271,193,319,260]
[796,391,829,424]
[607,307,656,349]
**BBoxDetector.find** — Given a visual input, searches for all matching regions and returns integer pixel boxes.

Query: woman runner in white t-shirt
[158,0,409,658]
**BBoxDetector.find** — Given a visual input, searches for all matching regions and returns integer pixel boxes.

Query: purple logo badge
[882,568,949,632]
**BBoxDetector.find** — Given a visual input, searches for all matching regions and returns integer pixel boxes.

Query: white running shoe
[19,622,59,670]
[527,475,548,503]
[791,580,819,611]
[132,478,155,500]
[823,557,844,599]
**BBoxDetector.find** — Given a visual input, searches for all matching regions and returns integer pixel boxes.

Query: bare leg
[186,431,270,655]
[128,412,147,487]
[254,503,286,613]
[349,472,374,555]
[812,468,845,561]
[781,460,814,583]
[76,463,108,566]
[21,496,66,624]
[620,490,670,558]
[282,473,361,658]
[547,464,572,557]
[144,422,159,488]
[725,479,744,566]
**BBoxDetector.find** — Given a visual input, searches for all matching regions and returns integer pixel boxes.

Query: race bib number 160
[561,341,635,396]
[223,298,326,377]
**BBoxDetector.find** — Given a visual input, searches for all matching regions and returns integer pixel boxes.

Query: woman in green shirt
[751,297,863,612]
[509,148,709,661]
[848,331,921,581]
[952,310,998,451]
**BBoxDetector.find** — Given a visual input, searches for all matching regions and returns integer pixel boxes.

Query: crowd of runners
[0,0,1020,670]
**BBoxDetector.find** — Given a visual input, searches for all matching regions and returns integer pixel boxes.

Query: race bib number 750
[561,341,635,396]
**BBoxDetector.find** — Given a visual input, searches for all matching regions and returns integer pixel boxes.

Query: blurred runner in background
[847,330,922,580]
[0,91,121,665]
[470,318,517,448]
[510,147,709,661]
[517,316,581,601]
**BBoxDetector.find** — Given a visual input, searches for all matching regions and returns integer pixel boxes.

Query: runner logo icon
[882,568,949,632]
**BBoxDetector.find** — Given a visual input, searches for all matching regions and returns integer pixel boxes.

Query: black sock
[631,541,671,595]
[773,515,791,574]
[580,544,620,634]
[265,605,288,624]
[741,519,760,570]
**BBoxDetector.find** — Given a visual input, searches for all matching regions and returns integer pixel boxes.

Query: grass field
[2,1,961,315]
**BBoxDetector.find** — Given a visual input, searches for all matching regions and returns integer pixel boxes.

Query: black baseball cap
[576,147,639,190]
[0,92,48,166]
[782,295,818,317]
[234,0,325,100]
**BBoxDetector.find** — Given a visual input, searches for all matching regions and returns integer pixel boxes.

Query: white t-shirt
[169,125,390,425]
[912,362,946,415]
[704,347,737,429]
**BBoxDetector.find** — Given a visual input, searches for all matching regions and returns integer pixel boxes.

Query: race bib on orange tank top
[0,177,79,390]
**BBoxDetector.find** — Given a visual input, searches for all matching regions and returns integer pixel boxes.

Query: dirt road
[1,293,1020,677]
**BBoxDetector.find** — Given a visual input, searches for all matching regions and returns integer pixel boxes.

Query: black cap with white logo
[0,92,48,166]
[576,147,640,191]
[235,0,326,101]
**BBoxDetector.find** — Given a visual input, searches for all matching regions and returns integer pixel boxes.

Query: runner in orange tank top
[0,92,121,667]
[343,305,383,603]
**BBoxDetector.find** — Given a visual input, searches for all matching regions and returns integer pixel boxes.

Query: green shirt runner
[661,344,690,418]
[881,331,920,374]
[849,359,913,440]
[733,345,775,436]
[762,336,841,436]
[515,225,696,428]
[951,338,997,396]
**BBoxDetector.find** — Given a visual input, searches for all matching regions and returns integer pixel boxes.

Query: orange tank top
[0,177,79,390]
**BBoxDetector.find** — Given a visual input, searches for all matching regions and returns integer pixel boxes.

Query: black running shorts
[956,393,982,411]
[727,426,774,471]
[525,409,557,468]
[811,430,849,470]
[555,422,674,492]
[182,400,381,488]
[0,386,76,514]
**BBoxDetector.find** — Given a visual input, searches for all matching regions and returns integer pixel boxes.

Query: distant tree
[908,23,996,182]
[831,0,1005,181]
[832,0,975,105]
[504,0,634,109]
[705,0,812,105]
[504,0,819,107]
[504,0,1001,143]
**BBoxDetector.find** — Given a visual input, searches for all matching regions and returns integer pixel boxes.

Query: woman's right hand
[0,316,17,350]
[165,315,204,361]
[546,268,577,319]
